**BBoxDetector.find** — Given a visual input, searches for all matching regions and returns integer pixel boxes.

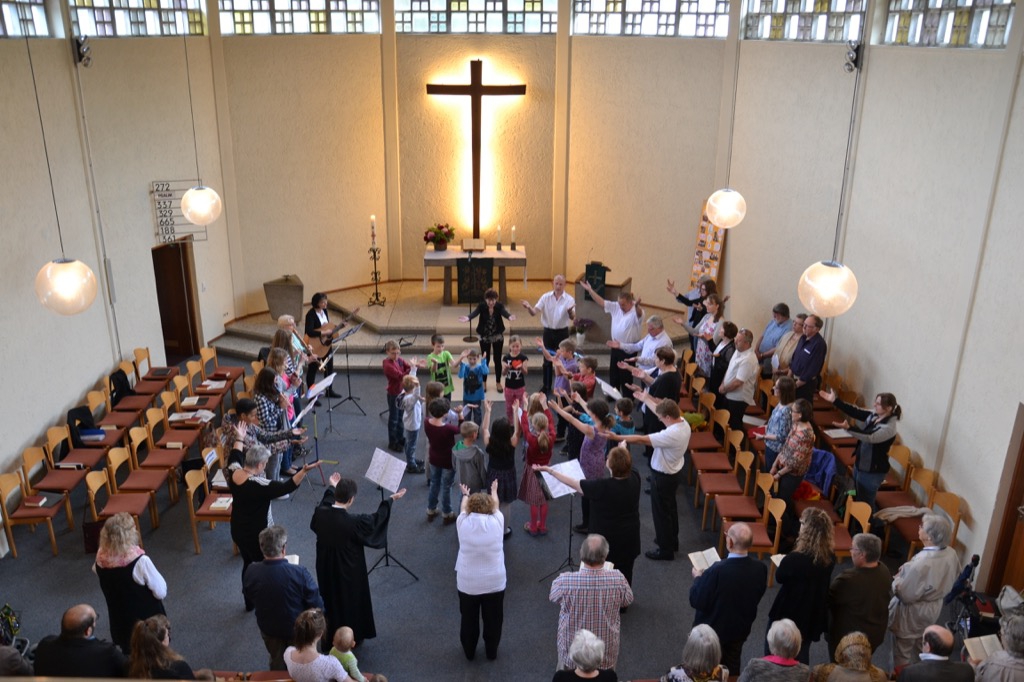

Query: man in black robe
[310,473,406,644]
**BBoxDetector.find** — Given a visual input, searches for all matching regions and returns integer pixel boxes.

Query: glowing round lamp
[705,188,747,229]
[35,258,98,315]
[181,185,222,226]
[798,260,859,318]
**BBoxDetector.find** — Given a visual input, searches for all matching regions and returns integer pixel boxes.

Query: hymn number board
[151,180,209,244]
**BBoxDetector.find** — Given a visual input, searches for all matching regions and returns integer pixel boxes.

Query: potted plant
[424,223,456,251]
[572,318,595,347]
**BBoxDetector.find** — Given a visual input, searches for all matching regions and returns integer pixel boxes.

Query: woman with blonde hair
[766,506,836,663]
[811,631,887,682]
[93,512,166,654]
[285,608,350,682]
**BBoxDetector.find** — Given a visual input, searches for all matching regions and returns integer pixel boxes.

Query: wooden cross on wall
[426,60,527,239]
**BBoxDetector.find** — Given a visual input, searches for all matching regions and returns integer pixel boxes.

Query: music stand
[366,448,418,580]
[295,376,334,487]
[537,460,587,582]
[329,323,366,416]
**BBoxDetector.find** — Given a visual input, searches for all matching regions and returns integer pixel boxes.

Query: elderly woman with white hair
[551,629,618,682]
[660,624,728,682]
[887,513,962,670]
[974,614,1024,681]
[738,619,809,682]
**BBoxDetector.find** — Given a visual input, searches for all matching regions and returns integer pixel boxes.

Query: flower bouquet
[424,223,455,250]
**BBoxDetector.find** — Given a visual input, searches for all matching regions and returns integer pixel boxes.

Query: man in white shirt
[580,279,644,392]
[609,398,690,561]
[719,328,759,432]
[608,315,672,370]
[522,275,575,393]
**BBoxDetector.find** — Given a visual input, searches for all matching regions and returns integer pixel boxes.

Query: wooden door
[151,238,202,365]
[987,425,1024,593]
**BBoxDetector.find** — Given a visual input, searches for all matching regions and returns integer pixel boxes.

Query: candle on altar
[370,215,377,246]
[497,224,501,243]
[511,225,516,242]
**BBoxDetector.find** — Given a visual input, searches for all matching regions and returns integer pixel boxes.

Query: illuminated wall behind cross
[396,36,556,276]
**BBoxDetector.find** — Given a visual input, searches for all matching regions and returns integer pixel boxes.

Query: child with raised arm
[400,375,425,474]
[549,393,615,534]
[500,335,529,423]
[457,348,488,425]
[485,411,519,538]
[426,334,461,399]
[382,339,425,453]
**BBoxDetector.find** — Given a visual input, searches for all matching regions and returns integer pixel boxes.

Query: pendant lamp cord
[26,37,66,259]
[183,35,202,184]
[832,59,862,262]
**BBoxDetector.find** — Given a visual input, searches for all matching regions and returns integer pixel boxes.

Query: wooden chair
[689,427,741,488]
[876,466,936,510]
[889,490,962,561]
[145,407,199,452]
[244,374,257,395]
[134,347,180,383]
[250,359,265,376]
[681,347,693,366]
[89,389,138,431]
[697,451,755,530]
[695,392,717,431]
[200,346,243,401]
[724,497,787,585]
[716,473,774,552]
[107,371,155,413]
[833,500,873,563]
[689,408,730,452]
[85,470,151,540]
[121,359,166,397]
[160,389,180,414]
[106,447,169,527]
[744,378,774,422]
[186,360,203,392]
[0,472,61,557]
[21,447,80,529]
[132,423,188,479]
[879,444,912,491]
[44,425,105,469]
[184,468,233,554]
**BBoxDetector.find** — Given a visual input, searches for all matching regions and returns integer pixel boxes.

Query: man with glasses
[754,303,791,377]
[827,533,892,661]
[788,314,827,401]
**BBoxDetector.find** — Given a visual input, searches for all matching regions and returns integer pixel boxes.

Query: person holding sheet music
[311,473,407,645]
[535,445,641,586]
[304,292,343,398]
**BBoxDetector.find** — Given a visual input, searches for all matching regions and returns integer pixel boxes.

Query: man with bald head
[34,604,127,677]
[689,522,768,674]
[522,275,575,394]
[896,625,974,681]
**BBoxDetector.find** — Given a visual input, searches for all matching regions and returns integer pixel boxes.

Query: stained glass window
[396,0,556,33]
[573,0,730,37]
[220,0,378,33]
[743,0,864,41]
[883,0,1013,47]
[1,0,48,36]
[70,0,205,35]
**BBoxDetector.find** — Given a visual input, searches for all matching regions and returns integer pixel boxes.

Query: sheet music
[365,448,406,493]
[824,428,852,439]
[291,397,318,428]
[596,378,622,402]
[539,459,586,499]
[307,373,338,401]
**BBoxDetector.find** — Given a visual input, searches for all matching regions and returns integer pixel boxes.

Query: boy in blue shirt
[458,348,488,425]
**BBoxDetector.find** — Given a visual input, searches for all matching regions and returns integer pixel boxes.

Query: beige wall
[4,26,1024,572]
[566,37,724,295]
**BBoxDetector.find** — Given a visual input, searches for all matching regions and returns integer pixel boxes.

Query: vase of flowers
[573,318,595,347]
[424,223,455,251]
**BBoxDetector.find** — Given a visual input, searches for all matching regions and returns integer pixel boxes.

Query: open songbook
[688,547,721,571]
[964,634,1003,662]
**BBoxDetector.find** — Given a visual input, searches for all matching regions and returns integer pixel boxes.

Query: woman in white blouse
[455,480,507,662]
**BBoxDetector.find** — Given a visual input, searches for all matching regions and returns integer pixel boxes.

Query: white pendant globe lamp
[705,188,747,229]
[799,41,864,319]
[26,38,98,316]
[798,260,858,318]
[180,36,222,226]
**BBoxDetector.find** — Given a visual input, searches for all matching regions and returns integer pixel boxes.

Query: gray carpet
[1,358,915,681]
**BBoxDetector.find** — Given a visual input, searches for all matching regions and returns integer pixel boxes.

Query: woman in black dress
[535,446,641,585]
[228,444,320,609]
[93,512,166,654]
[765,506,835,664]
[458,288,516,390]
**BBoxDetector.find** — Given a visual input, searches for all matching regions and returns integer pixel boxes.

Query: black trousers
[306,355,334,393]
[458,589,505,660]
[479,338,504,381]
[794,378,818,403]
[650,468,681,553]
[609,347,631,393]
[724,397,748,434]
[541,327,569,392]
[721,639,744,676]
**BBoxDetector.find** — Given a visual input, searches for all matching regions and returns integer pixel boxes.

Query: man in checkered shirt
[549,534,634,671]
